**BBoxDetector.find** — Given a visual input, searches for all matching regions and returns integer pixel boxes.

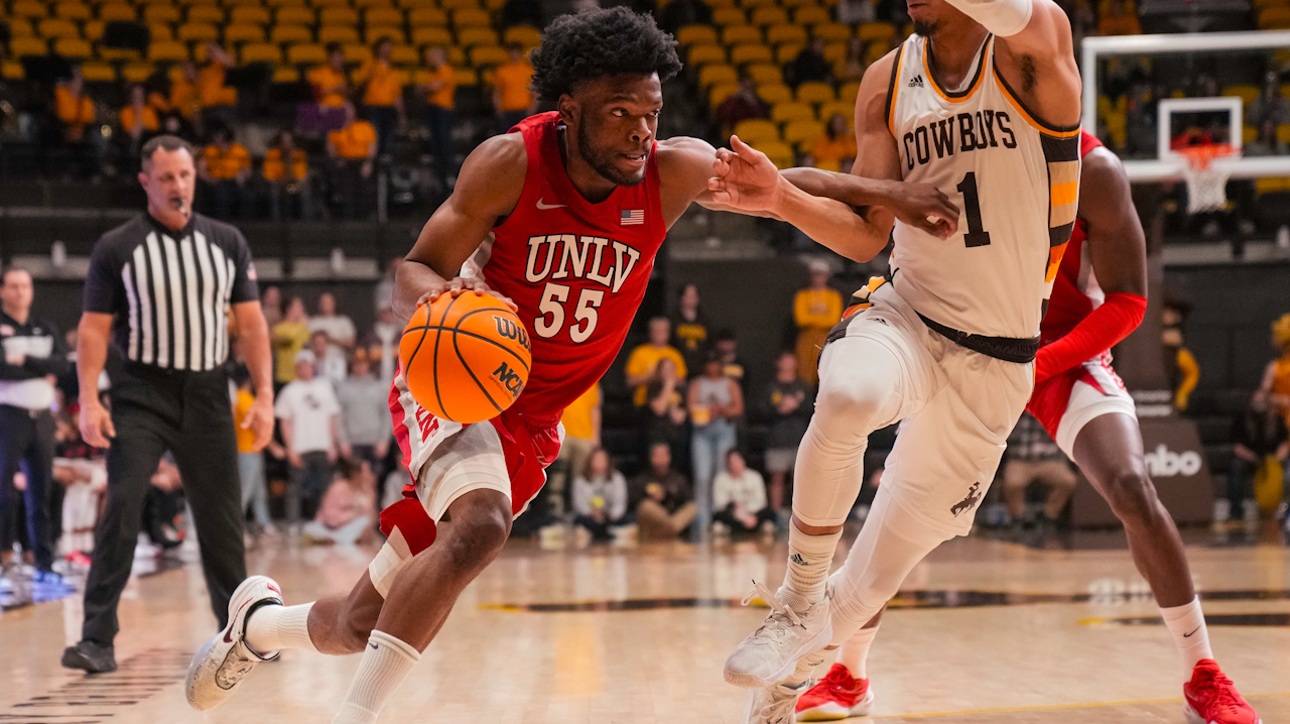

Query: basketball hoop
[1177,144,1239,214]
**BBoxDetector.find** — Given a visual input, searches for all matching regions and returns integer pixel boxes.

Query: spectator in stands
[261,286,283,328]
[688,350,744,541]
[1249,71,1290,129]
[671,283,708,374]
[658,0,712,35]
[336,349,391,472]
[626,317,687,406]
[307,44,350,132]
[1245,119,1288,157]
[836,38,869,84]
[199,125,253,220]
[572,447,629,543]
[54,67,95,144]
[1003,413,1076,535]
[302,458,375,546]
[793,259,842,385]
[811,113,858,173]
[163,62,201,125]
[355,39,406,157]
[764,350,810,512]
[835,0,876,26]
[308,330,347,385]
[198,42,238,131]
[1162,298,1199,411]
[715,72,770,138]
[1097,0,1140,36]
[786,36,833,88]
[493,43,536,132]
[712,449,775,536]
[272,297,312,387]
[371,303,400,382]
[233,370,273,537]
[713,330,745,391]
[500,0,543,29]
[554,383,601,517]
[328,102,378,219]
[119,85,159,152]
[418,46,458,192]
[309,291,355,371]
[642,357,688,459]
[631,442,696,542]
[1259,313,1290,420]
[275,349,345,527]
[1225,392,1286,528]
[263,131,312,221]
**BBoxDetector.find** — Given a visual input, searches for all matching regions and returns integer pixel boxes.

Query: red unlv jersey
[1039,131,1104,345]
[475,112,665,418]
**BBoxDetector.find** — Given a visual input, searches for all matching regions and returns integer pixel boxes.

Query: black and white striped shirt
[83,213,259,372]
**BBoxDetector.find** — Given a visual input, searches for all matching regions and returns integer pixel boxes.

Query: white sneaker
[185,575,284,711]
[725,582,833,689]
[742,651,824,724]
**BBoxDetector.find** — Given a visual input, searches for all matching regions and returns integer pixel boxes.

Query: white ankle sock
[244,603,317,654]
[837,624,880,679]
[783,523,841,605]
[331,630,420,724]
[1159,597,1213,681]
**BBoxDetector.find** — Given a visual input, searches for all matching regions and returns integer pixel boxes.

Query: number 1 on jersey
[956,172,992,248]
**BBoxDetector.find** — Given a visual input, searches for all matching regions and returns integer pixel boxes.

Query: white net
[1179,146,1238,214]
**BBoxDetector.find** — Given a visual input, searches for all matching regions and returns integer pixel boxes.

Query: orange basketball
[399,291,532,424]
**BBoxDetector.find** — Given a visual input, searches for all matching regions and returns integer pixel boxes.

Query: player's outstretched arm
[393,134,526,319]
[778,167,958,239]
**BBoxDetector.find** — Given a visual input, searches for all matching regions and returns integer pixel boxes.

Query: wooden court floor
[1,531,1288,723]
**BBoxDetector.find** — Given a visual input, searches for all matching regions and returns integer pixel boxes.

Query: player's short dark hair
[140,135,192,165]
[529,7,682,102]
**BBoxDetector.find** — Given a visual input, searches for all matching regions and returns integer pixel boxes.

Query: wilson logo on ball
[493,316,531,352]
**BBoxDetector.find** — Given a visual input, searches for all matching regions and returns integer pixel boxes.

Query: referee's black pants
[0,405,57,571]
[82,364,246,645]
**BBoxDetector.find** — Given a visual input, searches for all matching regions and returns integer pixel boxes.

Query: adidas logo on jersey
[908,74,925,88]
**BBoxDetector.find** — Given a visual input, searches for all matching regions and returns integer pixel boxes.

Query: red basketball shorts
[1026,350,1136,459]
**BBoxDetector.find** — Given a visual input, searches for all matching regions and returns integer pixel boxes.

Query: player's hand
[241,393,275,452]
[883,183,959,240]
[708,135,783,212]
[79,400,116,448]
[288,452,304,468]
[415,276,518,313]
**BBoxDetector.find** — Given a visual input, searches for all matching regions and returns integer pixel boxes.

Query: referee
[62,136,275,673]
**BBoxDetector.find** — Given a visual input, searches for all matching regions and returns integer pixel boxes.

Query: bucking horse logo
[950,482,982,517]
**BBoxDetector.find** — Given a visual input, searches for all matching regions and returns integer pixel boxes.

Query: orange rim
[1177,144,1237,171]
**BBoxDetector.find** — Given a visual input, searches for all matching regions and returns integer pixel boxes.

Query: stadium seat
[857,22,897,41]
[676,25,718,46]
[224,0,266,7]
[271,24,313,43]
[454,66,477,85]
[453,8,491,27]
[225,24,266,43]
[823,41,847,62]
[122,62,156,83]
[1282,83,1290,100]
[733,118,782,143]
[10,0,47,19]
[1279,124,1290,144]
[1243,125,1257,144]
[287,42,327,64]
[750,139,794,168]
[792,6,831,24]
[783,118,825,146]
[354,0,395,7]
[9,37,47,58]
[740,0,778,9]
[187,6,225,23]
[1223,84,1260,106]
[1259,6,1290,26]
[80,62,116,81]
[687,44,727,67]
[1254,177,1290,196]
[722,25,762,45]
[390,44,417,63]
[38,18,80,39]
[318,25,360,43]
[142,3,181,23]
[440,0,480,8]
[276,6,314,23]
[148,40,191,60]
[457,26,498,47]
[712,7,747,25]
[178,22,219,42]
[767,25,807,45]
[411,25,452,45]
[367,26,408,43]
[503,25,541,48]
[776,43,804,64]
[2,18,35,38]
[400,0,440,7]
[864,41,888,63]
[241,42,281,63]
[750,6,787,26]
[698,64,738,88]
[341,42,371,63]
[710,82,738,107]
[1,61,25,79]
[98,4,137,21]
[469,45,508,66]
[818,99,853,123]
[702,0,737,8]
[267,0,308,7]
[366,6,404,25]
[273,65,300,82]
[320,6,359,24]
[82,20,104,40]
[839,81,860,103]
[745,62,781,84]
[730,44,773,64]
[149,23,175,40]
[780,0,819,6]
[771,101,815,124]
[54,37,93,58]
[99,46,141,61]
[409,7,448,25]
[812,23,851,42]
[311,0,351,7]
[230,6,270,24]
[756,82,792,104]
[55,2,92,21]
[797,81,835,103]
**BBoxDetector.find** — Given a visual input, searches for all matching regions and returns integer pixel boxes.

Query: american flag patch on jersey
[620,209,644,226]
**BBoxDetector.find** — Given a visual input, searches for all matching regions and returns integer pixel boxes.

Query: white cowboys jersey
[885,33,1080,339]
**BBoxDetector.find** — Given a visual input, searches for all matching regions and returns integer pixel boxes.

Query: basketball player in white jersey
[712,0,1084,718]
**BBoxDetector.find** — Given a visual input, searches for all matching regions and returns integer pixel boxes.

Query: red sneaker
[795,663,874,721]
[1184,659,1261,724]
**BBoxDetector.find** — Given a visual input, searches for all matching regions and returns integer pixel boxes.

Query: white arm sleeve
[943,0,1033,37]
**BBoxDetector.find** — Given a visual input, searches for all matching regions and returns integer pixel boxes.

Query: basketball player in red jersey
[795,132,1260,724]
[184,8,957,723]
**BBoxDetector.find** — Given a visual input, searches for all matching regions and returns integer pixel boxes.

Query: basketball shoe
[185,576,283,711]
[1184,659,1261,724]
[795,663,874,721]
[725,582,832,688]
[742,651,824,724]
